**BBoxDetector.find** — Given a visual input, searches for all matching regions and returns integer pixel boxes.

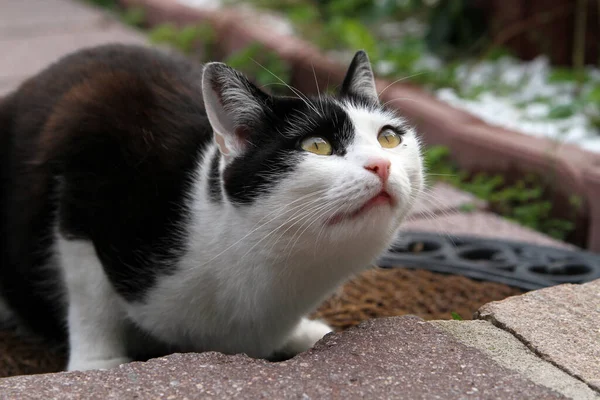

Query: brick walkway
[0,0,145,96]
[2,1,598,399]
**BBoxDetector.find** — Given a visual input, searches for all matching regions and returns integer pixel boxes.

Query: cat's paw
[278,318,333,356]
[67,356,131,372]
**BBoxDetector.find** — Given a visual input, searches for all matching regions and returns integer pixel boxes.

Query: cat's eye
[377,127,402,148]
[300,136,333,156]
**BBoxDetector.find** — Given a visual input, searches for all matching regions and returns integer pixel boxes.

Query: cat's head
[201,51,423,260]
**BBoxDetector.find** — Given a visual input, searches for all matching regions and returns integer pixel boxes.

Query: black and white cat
[0,44,424,371]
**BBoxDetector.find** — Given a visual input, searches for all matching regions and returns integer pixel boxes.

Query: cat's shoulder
[13,44,211,169]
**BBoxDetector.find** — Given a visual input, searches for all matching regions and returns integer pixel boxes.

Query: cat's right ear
[340,50,379,105]
[202,62,269,161]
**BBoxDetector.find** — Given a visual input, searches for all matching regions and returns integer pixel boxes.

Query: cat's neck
[182,152,385,314]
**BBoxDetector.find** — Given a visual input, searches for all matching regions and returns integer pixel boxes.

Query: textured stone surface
[0,317,565,399]
[401,211,576,249]
[0,25,147,95]
[0,0,110,37]
[476,279,600,392]
[408,182,486,220]
[433,320,600,400]
[0,0,146,97]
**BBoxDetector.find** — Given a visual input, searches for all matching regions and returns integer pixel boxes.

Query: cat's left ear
[340,50,379,104]
[202,62,269,161]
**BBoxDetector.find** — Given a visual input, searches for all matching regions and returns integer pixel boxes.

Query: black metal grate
[377,231,600,290]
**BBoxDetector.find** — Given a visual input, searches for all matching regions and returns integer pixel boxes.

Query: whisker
[241,197,327,259]
[250,58,321,116]
[182,189,328,271]
[311,63,325,115]
[381,96,426,108]
[378,71,428,98]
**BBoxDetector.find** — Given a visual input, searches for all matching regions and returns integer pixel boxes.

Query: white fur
[57,95,424,371]
[57,237,131,371]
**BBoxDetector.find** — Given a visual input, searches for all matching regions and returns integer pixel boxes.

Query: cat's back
[10,44,210,157]
[0,45,214,341]
[4,44,213,232]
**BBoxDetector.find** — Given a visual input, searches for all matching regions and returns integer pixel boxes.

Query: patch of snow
[177,0,222,10]
[414,54,442,72]
[432,55,600,153]
[176,0,294,36]
[376,60,396,76]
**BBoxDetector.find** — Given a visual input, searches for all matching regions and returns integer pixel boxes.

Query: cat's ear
[340,50,379,104]
[202,62,269,160]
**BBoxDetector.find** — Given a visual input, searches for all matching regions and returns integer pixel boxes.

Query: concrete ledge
[433,320,599,400]
[0,317,565,399]
[476,279,600,392]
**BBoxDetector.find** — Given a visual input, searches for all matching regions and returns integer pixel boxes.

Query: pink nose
[365,159,391,183]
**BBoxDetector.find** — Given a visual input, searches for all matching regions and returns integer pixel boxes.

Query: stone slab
[0,77,26,98]
[0,23,146,92]
[402,210,575,249]
[433,320,599,400]
[0,0,112,38]
[408,182,486,220]
[476,279,600,392]
[0,316,565,399]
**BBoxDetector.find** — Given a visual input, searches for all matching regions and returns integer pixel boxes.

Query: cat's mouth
[327,190,394,225]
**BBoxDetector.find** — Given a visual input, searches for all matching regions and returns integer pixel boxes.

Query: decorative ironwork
[378,231,600,290]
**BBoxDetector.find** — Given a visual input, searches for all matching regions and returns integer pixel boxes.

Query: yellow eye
[377,128,402,148]
[300,136,333,156]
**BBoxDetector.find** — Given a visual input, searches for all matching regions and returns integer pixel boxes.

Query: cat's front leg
[276,317,333,357]
[58,238,131,371]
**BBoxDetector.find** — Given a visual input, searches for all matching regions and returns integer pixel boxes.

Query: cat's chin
[327,190,395,226]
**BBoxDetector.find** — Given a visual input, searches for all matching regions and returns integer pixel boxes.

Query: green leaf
[121,6,145,28]
[587,85,600,103]
[548,104,576,119]
[549,68,577,82]
[224,43,291,95]
[451,312,463,321]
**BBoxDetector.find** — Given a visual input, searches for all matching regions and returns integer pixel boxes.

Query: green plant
[224,43,292,95]
[85,0,117,9]
[120,6,146,28]
[451,312,463,321]
[425,0,488,60]
[148,23,215,56]
[424,146,576,241]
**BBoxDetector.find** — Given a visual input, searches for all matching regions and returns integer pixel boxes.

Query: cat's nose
[364,159,391,183]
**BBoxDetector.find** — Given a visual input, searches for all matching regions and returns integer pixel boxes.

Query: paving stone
[476,279,600,393]
[0,0,111,38]
[0,77,26,97]
[402,210,575,249]
[0,316,565,399]
[0,23,146,91]
[433,320,600,400]
[408,182,486,220]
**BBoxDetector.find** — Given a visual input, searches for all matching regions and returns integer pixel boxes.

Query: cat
[0,44,424,371]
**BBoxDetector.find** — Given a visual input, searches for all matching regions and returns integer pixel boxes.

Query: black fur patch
[207,149,222,203]
[222,97,355,205]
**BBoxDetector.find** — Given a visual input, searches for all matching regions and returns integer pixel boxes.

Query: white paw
[279,318,333,356]
[67,356,131,372]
